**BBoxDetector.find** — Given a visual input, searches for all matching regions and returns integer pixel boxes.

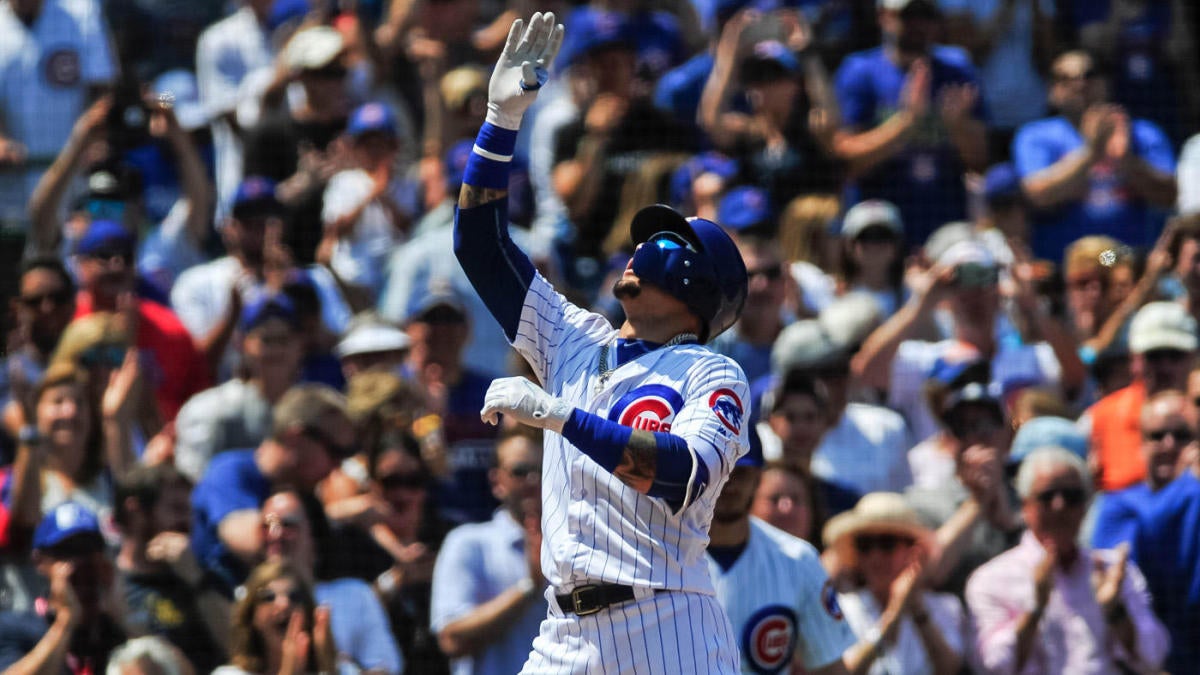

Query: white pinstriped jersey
[709,519,856,674]
[512,273,751,593]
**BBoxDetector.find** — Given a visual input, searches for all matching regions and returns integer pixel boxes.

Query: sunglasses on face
[301,426,356,459]
[1144,350,1189,364]
[19,289,72,309]
[80,344,126,368]
[307,65,348,80]
[852,533,914,555]
[379,471,427,491]
[256,587,305,605]
[646,231,696,253]
[1034,486,1086,508]
[748,264,784,282]
[1145,427,1194,444]
[854,227,897,244]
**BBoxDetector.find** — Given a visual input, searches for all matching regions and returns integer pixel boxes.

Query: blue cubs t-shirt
[1013,115,1175,260]
[191,449,271,593]
[834,45,986,248]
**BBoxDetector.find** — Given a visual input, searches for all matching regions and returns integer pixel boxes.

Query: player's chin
[612,277,642,300]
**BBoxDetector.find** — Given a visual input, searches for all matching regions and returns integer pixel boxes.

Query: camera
[107,76,150,151]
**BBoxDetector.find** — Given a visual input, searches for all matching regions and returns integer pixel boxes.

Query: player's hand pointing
[481,376,573,432]
[486,11,564,129]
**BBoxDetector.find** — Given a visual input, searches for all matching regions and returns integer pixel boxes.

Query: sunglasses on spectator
[748,264,784,282]
[1144,349,1190,364]
[1144,427,1194,443]
[80,344,126,368]
[646,231,695,253]
[256,587,305,605]
[853,227,897,244]
[378,471,427,491]
[301,426,356,459]
[307,64,347,80]
[505,462,541,479]
[852,533,914,555]
[1034,486,1086,508]
[85,248,133,264]
[19,289,72,309]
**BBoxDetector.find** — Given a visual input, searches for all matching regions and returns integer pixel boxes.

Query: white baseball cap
[335,322,412,359]
[283,26,345,72]
[841,200,903,241]
[937,239,996,269]
[1129,302,1198,354]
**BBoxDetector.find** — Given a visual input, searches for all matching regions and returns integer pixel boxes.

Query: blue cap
[983,163,1022,204]
[78,220,135,256]
[742,40,800,77]
[347,102,397,138]
[718,186,773,232]
[558,8,634,70]
[444,139,473,192]
[1010,416,1088,466]
[670,152,739,207]
[928,343,987,386]
[232,176,282,218]
[240,294,298,332]
[268,0,309,31]
[33,502,104,551]
[738,425,765,468]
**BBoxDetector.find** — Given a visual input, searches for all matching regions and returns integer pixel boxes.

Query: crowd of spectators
[2,0,1200,672]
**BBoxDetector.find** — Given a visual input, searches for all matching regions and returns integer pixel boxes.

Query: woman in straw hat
[823,492,965,675]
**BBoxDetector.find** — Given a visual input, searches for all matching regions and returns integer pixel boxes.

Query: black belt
[555,584,641,616]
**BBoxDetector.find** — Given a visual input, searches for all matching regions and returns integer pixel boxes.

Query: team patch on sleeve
[821,580,844,620]
[608,384,684,432]
[740,605,797,674]
[708,388,744,434]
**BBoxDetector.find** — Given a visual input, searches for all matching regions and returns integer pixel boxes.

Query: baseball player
[707,433,856,674]
[453,12,751,674]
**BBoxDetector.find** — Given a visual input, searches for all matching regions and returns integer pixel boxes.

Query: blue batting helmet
[629,204,748,342]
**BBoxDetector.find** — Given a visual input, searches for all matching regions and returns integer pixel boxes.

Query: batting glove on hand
[486,11,564,130]
[481,377,573,432]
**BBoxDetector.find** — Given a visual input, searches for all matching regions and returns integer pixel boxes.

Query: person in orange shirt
[1088,302,1196,491]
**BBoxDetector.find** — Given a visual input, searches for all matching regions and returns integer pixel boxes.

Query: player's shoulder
[679,345,750,384]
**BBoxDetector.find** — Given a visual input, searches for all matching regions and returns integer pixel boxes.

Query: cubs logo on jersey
[709,388,744,434]
[821,580,844,621]
[741,605,797,674]
[608,384,685,433]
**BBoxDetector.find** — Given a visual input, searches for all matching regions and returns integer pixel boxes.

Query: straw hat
[822,492,931,558]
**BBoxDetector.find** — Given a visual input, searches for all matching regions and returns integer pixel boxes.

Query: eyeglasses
[256,587,305,605]
[748,264,784,282]
[79,344,126,368]
[646,231,695,253]
[1033,486,1087,508]
[85,248,133,264]
[1144,349,1190,364]
[378,471,427,491]
[19,289,72,309]
[854,227,897,244]
[1145,427,1194,444]
[852,533,914,555]
[505,462,541,479]
[301,426,356,459]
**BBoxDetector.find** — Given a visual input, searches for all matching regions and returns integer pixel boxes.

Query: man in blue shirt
[190,383,354,594]
[1013,50,1177,261]
[430,428,547,675]
[832,0,988,249]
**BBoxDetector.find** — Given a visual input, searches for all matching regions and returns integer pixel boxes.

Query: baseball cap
[670,153,739,207]
[983,163,1023,205]
[240,294,299,332]
[232,176,283,219]
[737,425,765,468]
[841,200,903,241]
[923,221,975,263]
[1010,416,1088,466]
[33,502,104,552]
[407,281,468,324]
[1128,302,1198,354]
[152,69,210,131]
[740,40,800,84]
[818,292,883,351]
[347,102,397,138]
[928,343,987,387]
[557,7,634,71]
[937,239,996,270]
[283,26,345,72]
[335,320,412,359]
[717,186,773,233]
[771,320,845,375]
[440,66,488,111]
[78,220,135,257]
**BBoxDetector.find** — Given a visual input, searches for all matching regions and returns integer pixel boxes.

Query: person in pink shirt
[965,447,1169,674]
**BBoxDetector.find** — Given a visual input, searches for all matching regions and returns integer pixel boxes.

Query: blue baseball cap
[347,102,397,138]
[738,424,765,468]
[444,139,473,192]
[718,186,773,232]
[78,220,135,256]
[983,163,1023,204]
[232,176,282,218]
[669,152,739,207]
[1010,416,1088,466]
[33,502,104,552]
[741,40,799,83]
[240,294,299,332]
[557,7,634,70]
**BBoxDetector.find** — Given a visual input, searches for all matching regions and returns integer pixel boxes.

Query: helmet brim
[630,204,704,250]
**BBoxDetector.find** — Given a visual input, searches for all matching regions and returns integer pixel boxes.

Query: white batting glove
[486,11,565,130]
[481,376,573,432]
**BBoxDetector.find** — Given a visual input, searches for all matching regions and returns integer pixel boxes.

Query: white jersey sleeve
[511,271,618,385]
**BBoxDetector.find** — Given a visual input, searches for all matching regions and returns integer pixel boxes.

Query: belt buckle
[571,585,602,616]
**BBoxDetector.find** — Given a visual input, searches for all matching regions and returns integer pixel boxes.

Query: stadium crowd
[1,0,1200,672]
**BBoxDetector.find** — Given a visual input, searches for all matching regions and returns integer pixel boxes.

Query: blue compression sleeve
[560,409,704,505]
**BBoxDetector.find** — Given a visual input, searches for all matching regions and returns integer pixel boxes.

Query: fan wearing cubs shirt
[455,12,751,674]
[708,432,855,675]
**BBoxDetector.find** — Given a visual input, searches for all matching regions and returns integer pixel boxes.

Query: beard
[612,277,642,300]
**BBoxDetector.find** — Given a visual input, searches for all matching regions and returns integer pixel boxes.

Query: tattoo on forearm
[613,430,657,493]
[459,184,508,209]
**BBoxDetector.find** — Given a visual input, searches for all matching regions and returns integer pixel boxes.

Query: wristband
[463,122,518,191]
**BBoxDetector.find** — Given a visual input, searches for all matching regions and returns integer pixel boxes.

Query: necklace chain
[595,332,699,394]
